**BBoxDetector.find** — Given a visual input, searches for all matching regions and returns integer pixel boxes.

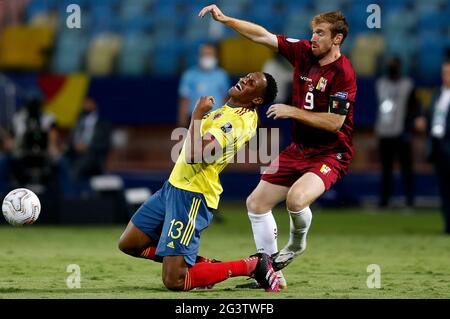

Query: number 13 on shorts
[167,197,202,246]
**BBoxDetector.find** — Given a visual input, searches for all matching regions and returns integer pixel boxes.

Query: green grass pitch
[1,203,449,299]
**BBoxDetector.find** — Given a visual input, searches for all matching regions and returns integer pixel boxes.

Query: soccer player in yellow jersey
[118,72,281,292]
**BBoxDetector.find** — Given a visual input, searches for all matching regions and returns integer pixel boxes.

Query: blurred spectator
[66,97,112,182]
[375,57,421,208]
[177,43,229,127]
[262,54,293,104]
[0,90,63,192]
[416,58,450,234]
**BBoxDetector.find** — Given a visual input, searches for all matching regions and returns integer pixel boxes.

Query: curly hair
[263,72,278,104]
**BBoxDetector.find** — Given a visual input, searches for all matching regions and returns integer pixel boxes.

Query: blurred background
[0,0,449,224]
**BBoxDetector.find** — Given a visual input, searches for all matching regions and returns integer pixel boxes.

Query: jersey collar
[225,102,241,108]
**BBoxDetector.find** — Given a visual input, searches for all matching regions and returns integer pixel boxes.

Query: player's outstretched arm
[267,104,346,133]
[198,4,278,50]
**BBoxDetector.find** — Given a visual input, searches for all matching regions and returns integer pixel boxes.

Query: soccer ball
[2,188,41,226]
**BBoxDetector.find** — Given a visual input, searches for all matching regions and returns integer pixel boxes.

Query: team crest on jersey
[320,164,331,175]
[221,122,233,133]
[213,113,223,120]
[316,77,328,92]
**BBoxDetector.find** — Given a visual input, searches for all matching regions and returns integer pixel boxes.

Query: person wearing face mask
[178,43,230,128]
[374,57,422,209]
[66,96,112,182]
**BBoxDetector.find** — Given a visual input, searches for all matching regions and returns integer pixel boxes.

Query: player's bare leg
[118,221,162,261]
[272,172,325,270]
[245,180,289,288]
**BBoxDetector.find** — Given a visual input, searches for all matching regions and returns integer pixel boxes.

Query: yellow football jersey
[169,103,258,209]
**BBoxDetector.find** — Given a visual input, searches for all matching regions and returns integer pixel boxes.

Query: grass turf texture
[1,204,449,299]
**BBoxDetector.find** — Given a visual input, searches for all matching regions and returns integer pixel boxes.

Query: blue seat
[414,0,446,13]
[282,10,314,38]
[417,31,446,78]
[381,0,412,11]
[314,0,349,12]
[89,4,118,34]
[152,0,183,18]
[117,32,153,76]
[117,1,152,34]
[345,4,373,34]
[183,15,211,40]
[26,0,56,21]
[418,12,448,31]
[151,41,182,76]
[384,9,417,33]
[52,30,88,73]
[283,0,311,12]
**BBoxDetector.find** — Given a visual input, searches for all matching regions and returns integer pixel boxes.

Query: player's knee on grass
[162,256,188,291]
[162,272,186,291]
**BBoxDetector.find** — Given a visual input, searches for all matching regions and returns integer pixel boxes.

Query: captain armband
[328,93,351,115]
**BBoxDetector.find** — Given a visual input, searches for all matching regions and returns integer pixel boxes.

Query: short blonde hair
[311,11,349,45]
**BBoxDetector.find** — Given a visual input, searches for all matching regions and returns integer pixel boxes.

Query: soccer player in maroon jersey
[199,5,357,288]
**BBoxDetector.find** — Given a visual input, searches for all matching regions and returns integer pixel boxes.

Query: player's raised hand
[198,4,228,23]
[266,104,295,120]
[193,96,216,117]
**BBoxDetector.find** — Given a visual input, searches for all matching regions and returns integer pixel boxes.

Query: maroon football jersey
[277,35,357,161]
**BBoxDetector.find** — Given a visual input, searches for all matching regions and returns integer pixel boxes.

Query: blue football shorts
[131,181,214,266]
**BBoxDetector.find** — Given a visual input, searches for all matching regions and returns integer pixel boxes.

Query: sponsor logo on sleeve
[334,91,349,100]
[320,164,331,175]
[221,122,233,133]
